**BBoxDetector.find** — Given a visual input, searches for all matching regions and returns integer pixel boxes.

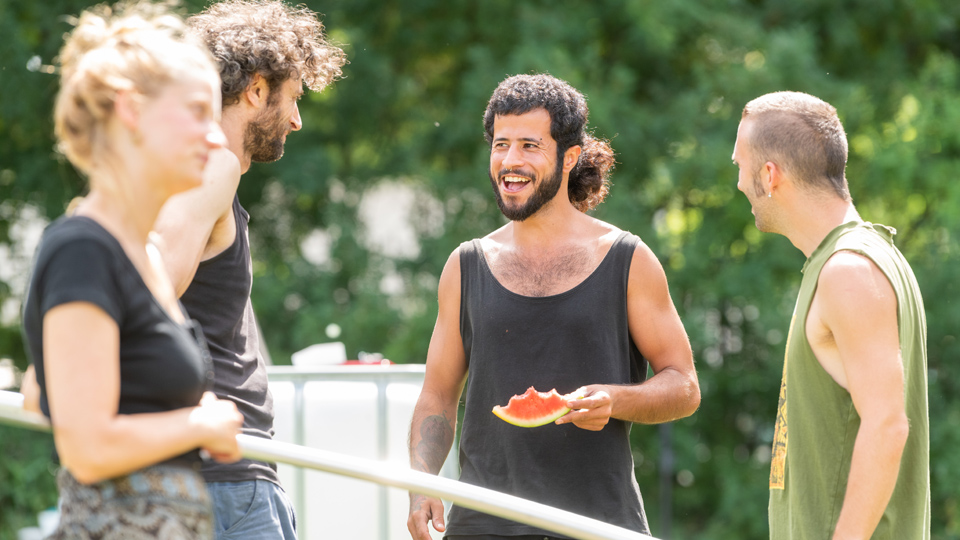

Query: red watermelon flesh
[492,387,576,427]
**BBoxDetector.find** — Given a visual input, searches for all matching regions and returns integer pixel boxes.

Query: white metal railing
[0,390,659,540]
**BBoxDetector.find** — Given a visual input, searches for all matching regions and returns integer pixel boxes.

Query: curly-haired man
[154,2,345,538]
[407,74,701,539]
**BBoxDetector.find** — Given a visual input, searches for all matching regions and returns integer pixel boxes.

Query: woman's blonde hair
[54,1,218,174]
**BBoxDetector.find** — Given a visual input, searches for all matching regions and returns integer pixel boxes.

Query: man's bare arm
[558,240,699,430]
[407,249,467,540]
[816,252,907,540]
[154,148,241,297]
[410,405,456,476]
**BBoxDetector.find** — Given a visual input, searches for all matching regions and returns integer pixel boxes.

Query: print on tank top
[770,312,794,490]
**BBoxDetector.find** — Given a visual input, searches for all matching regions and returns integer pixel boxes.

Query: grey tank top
[180,195,278,484]
[447,231,650,537]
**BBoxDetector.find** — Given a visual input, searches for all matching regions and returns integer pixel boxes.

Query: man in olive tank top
[732,92,930,539]
[407,74,701,540]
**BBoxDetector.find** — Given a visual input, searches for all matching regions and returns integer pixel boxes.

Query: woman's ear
[114,89,142,136]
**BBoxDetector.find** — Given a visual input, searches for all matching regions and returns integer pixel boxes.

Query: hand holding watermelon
[555,385,613,431]
[491,386,597,428]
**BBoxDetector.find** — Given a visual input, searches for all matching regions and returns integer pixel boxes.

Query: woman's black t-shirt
[21,216,214,467]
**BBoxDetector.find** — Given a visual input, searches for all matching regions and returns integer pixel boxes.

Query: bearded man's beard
[489,157,565,221]
[245,105,288,163]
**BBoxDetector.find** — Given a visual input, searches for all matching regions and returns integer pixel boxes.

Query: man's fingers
[416,521,432,540]
[557,408,592,425]
[564,386,589,401]
[567,395,596,409]
[577,420,608,431]
[430,499,446,531]
[207,450,239,463]
[408,513,431,540]
[408,497,445,540]
[568,395,608,410]
[557,402,611,430]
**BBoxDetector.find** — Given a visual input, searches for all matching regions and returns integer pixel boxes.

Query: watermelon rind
[491,386,577,428]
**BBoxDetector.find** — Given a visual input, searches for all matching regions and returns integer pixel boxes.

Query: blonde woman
[20,2,243,538]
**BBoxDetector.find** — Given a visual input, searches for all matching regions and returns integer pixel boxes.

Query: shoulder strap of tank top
[458,239,483,295]
[459,239,481,264]
[603,231,639,285]
[233,194,250,227]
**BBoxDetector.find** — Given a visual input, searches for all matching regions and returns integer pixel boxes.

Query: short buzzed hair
[742,91,850,200]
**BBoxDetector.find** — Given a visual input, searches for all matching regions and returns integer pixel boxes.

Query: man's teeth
[503,176,530,183]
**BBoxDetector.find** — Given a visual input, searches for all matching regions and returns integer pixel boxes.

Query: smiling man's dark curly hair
[483,74,615,212]
[188,0,345,106]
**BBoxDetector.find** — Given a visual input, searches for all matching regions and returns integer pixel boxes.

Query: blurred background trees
[1,0,959,538]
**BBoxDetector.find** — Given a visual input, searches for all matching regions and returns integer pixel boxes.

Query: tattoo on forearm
[412,412,454,474]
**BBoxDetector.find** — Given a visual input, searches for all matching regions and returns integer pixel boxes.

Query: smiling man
[152,2,345,539]
[407,74,700,540]
[732,91,930,540]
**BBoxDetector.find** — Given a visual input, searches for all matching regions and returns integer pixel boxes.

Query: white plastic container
[269,364,454,540]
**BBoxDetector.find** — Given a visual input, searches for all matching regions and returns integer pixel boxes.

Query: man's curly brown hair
[188,0,345,106]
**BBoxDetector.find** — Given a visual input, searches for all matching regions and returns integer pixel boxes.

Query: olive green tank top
[768,221,930,539]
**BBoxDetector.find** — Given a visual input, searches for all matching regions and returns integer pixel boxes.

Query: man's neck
[786,195,861,258]
[505,198,590,251]
[220,106,252,174]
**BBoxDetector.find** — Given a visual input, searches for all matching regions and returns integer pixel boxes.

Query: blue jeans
[207,480,297,540]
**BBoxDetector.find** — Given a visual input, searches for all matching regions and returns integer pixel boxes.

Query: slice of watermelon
[492,386,575,428]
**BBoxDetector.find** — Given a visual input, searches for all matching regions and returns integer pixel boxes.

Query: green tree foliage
[0,426,58,540]
[1,1,958,538]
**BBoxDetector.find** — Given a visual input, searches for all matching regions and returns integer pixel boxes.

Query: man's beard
[245,104,288,163]
[489,158,564,221]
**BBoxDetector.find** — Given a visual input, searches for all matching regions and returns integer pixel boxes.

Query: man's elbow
[668,371,700,420]
[681,376,701,418]
[888,412,910,451]
[865,410,910,454]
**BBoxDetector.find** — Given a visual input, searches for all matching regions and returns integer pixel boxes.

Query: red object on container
[341,359,394,366]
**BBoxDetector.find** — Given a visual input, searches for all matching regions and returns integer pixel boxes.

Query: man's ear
[563,145,582,173]
[764,160,784,195]
[243,73,270,109]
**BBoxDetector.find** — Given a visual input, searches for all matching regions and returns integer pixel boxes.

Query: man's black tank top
[180,195,278,484]
[447,231,650,537]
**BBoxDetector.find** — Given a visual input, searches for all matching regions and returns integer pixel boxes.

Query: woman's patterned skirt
[48,464,212,539]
